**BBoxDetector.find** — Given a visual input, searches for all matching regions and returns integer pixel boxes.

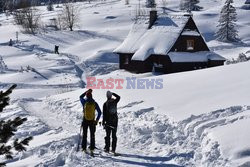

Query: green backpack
[84,101,96,121]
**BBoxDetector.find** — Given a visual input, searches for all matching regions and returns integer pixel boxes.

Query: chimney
[184,12,193,17]
[148,10,157,29]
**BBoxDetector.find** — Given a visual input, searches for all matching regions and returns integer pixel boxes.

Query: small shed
[114,11,226,74]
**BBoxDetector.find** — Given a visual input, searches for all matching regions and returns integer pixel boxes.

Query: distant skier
[54,45,59,54]
[9,39,13,46]
[102,91,120,155]
[80,89,101,156]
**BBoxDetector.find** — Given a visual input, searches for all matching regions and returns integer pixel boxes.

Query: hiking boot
[104,149,109,153]
[90,150,94,157]
[111,150,116,155]
[111,150,120,156]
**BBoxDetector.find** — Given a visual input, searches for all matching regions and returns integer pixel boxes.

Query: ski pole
[76,123,83,152]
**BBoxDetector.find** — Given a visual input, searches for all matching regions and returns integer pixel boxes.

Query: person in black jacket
[102,91,120,154]
[54,45,59,54]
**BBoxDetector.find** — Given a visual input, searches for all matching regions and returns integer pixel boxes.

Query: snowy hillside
[1,0,250,166]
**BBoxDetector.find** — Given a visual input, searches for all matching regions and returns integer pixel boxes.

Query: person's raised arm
[112,92,120,103]
[79,91,87,105]
[79,89,92,105]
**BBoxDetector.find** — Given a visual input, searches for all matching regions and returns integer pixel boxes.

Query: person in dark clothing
[9,39,13,46]
[102,91,120,154]
[54,45,59,54]
[80,89,101,155]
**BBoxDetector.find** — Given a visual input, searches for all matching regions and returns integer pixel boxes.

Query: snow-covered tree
[216,0,238,42]
[58,2,80,31]
[0,85,33,166]
[237,53,248,62]
[0,0,6,12]
[180,0,202,11]
[47,1,54,11]
[225,53,249,64]
[0,0,15,13]
[19,66,24,72]
[13,6,41,34]
[180,0,188,11]
[0,56,7,73]
[125,0,130,5]
[161,0,167,13]
[133,2,147,22]
[146,0,156,8]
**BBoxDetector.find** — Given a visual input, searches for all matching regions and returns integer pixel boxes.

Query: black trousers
[104,126,117,152]
[82,120,96,150]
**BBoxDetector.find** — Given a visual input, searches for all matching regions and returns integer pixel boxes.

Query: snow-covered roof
[114,14,190,61]
[181,29,200,36]
[168,51,226,62]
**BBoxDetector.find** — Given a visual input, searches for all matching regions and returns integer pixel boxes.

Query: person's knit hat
[106,91,112,99]
[86,91,92,98]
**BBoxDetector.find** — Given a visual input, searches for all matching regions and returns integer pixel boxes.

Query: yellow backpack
[84,101,96,120]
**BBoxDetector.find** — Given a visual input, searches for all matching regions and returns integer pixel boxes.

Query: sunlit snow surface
[0,0,250,166]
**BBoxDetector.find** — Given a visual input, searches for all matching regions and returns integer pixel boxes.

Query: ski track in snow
[81,60,119,77]
[4,95,250,166]
[0,42,86,89]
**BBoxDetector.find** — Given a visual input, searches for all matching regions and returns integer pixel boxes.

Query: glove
[102,121,106,126]
[94,120,98,126]
[84,89,92,94]
[102,122,106,129]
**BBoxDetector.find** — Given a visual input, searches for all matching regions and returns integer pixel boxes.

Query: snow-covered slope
[4,61,250,166]
[1,0,250,166]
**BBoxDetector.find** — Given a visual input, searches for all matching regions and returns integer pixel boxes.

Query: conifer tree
[146,0,156,8]
[0,84,33,166]
[216,0,238,42]
[180,0,202,11]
